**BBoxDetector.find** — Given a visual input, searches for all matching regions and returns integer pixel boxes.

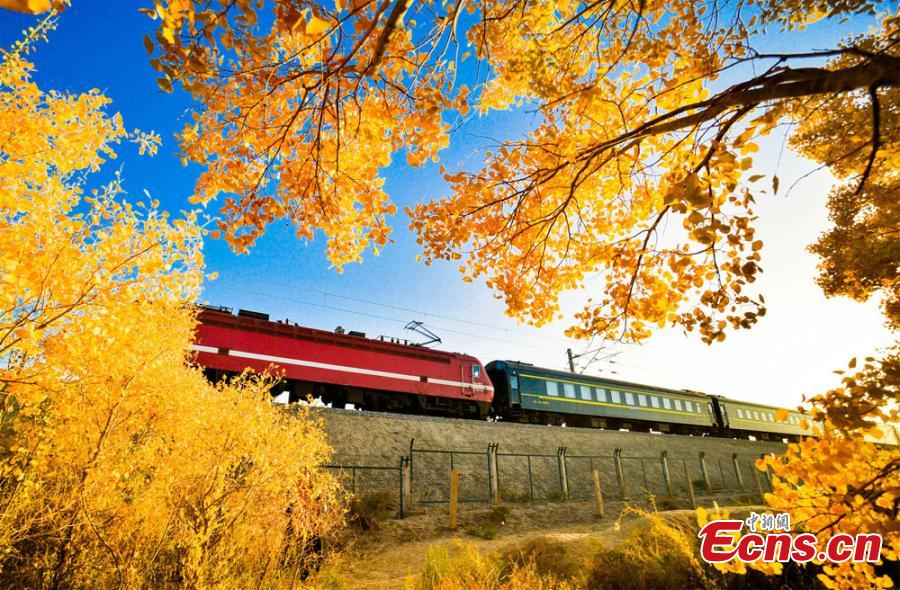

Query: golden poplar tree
[0,20,342,588]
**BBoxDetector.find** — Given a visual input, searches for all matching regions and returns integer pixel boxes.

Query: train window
[674,399,683,411]
[546,381,559,397]
[736,408,743,418]
[638,394,647,406]
[580,385,591,400]
[662,397,672,410]
[650,396,660,408]
[509,375,519,390]
[768,412,775,422]
[752,410,760,420]
[563,383,576,398]
[611,390,622,404]
[472,365,480,378]
[625,392,635,405]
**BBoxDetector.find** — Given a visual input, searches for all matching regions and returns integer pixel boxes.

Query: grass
[657,495,680,510]
[487,505,512,526]
[499,490,532,503]
[412,501,829,590]
[412,541,574,590]
[545,490,565,502]
[467,521,498,540]
[587,503,711,590]
[348,491,395,530]
[466,504,513,540]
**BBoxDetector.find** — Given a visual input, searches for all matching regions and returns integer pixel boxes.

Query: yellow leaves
[0,0,55,14]
[137,0,897,362]
[775,408,789,422]
[0,28,342,586]
[306,14,331,36]
[665,172,705,209]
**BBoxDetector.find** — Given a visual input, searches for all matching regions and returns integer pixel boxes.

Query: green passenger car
[486,360,716,433]
[714,397,814,438]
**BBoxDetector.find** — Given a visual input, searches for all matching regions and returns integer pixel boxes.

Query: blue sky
[1,2,893,407]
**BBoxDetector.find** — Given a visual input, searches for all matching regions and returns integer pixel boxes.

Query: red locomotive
[193,306,900,445]
[193,306,493,417]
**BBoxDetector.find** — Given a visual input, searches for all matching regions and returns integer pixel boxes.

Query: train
[192,305,900,445]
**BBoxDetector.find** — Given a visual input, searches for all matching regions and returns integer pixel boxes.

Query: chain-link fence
[409,443,492,503]
[325,442,777,519]
[497,450,565,502]
[324,455,408,517]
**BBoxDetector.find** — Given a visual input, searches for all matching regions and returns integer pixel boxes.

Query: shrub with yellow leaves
[0,20,342,588]
[758,425,898,588]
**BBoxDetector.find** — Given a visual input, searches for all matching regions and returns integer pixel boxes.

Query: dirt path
[340,517,655,589]
[335,500,760,589]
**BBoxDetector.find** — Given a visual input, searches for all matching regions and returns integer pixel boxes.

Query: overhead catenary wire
[209,285,568,354]
[208,281,703,380]
[231,275,580,344]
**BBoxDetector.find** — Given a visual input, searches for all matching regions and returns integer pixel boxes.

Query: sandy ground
[334,500,757,589]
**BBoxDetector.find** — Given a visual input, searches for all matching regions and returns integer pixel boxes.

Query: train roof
[712,394,802,413]
[197,306,482,364]
[487,360,711,400]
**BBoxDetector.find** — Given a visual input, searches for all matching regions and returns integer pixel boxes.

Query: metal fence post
[557,446,569,500]
[614,448,627,499]
[660,450,673,496]
[699,451,712,492]
[732,453,745,489]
